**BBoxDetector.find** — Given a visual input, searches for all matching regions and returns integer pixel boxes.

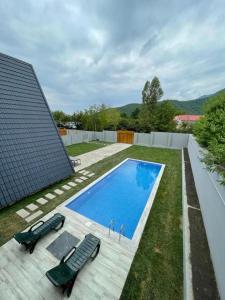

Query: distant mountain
[117,89,225,116]
[118,103,141,116]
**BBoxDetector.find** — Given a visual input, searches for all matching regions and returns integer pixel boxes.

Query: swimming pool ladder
[108,219,115,236]
[108,220,125,242]
[119,224,125,242]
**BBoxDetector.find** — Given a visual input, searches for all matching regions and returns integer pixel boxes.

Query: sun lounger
[46,233,101,297]
[14,213,65,253]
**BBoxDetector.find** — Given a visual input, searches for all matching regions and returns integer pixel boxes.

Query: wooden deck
[0,205,136,300]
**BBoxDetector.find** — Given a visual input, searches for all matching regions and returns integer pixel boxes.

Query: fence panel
[62,130,189,149]
[152,132,170,147]
[170,133,189,149]
[188,135,225,299]
[134,133,152,146]
[103,131,117,142]
[134,132,189,149]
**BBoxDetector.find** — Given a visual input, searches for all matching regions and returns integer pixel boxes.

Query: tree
[82,105,107,131]
[140,76,164,131]
[194,90,225,183]
[120,112,128,118]
[52,110,70,123]
[154,101,177,132]
[142,76,163,111]
[103,108,121,130]
[131,108,140,119]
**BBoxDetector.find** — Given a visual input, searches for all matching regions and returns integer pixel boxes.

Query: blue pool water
[66,159,162,239]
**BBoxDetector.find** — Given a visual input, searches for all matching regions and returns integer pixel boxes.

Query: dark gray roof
[0,52,74,209]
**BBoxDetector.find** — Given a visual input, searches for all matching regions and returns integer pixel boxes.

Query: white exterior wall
[188,135,225,300]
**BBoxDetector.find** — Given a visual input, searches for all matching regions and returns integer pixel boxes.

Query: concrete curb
[182,148,194,300]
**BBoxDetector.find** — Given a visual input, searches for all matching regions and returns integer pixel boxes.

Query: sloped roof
[174,115,202,122]
[0,52,74,209]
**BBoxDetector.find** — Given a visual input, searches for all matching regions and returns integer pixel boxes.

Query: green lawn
[0,145,182,299]
[66,141,111,156]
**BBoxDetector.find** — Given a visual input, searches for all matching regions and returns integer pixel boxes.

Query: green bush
[194,91,225,183]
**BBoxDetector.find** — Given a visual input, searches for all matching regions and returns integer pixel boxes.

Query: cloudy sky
[1,0,225,113]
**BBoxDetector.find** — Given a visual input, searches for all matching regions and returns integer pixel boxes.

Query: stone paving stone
[75,178,83,183]
[54,189,64,195]
[45,193,56,200]
[80,176,88,180]
[36,198,48,205]
[87,173,95,177]
[16,209,30,218]
[25,210,43,223]
[62,184,71,190]
[26,203,38,211]
[83,171,90,175]
[68,182,76,187]
[79,170,86,174]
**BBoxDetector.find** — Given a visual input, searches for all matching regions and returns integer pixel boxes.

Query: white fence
[134,132,189,149]
[62,130,189,149]
[188,135,225,300]
[62,130,117,145]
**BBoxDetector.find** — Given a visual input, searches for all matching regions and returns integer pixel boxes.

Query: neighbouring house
[0,52,74,209]
[174,114,202,127]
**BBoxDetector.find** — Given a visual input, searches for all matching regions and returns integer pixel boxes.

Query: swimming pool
[66,159,164,239]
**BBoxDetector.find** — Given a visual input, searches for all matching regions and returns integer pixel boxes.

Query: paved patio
[0,205,136,300]
[70,143,131,171]
[0,142,139,300]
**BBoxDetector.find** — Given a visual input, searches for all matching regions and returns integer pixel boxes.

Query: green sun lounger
[46,233,101,297]
[14,213,65,253]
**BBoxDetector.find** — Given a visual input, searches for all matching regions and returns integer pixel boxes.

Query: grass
[66,141,111,156]
[0,145,182,299]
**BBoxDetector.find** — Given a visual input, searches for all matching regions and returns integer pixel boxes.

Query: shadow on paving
[184,148,220,300]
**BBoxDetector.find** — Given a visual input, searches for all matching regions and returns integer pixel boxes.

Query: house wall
[0,53,74,209]
[188,135,225,300]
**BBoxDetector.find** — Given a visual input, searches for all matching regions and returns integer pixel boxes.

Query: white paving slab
[68,182,76,187]
[71,143,131,171]
[83,171,90,175]
[75,178,83,183]
[45,193,56,200]
[54,189,64,195]
[25,210,43,223]
[26,203,38,211]
[36,198,48,205]
[62,184,71,190]
[87,173,95,177]
[80,176,88,180]
[79,170,87,174]
[16,208,30,218]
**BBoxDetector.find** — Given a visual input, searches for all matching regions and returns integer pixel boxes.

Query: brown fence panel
[59,128,67,136]
[117,130,134,144]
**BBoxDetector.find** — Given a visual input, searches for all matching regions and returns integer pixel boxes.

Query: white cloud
[0,0,225,112]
